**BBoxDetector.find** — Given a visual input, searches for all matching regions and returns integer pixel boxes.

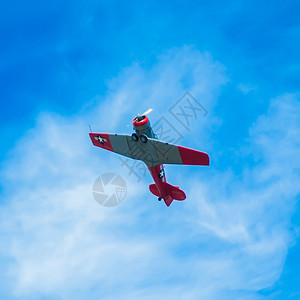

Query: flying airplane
[89,109,209,206]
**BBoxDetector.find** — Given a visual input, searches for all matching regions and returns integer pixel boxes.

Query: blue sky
[0,1,299,299]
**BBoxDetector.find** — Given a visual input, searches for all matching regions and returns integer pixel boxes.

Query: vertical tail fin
[164,195,174,206]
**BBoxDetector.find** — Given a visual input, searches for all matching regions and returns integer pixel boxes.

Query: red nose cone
[132,115,149,127]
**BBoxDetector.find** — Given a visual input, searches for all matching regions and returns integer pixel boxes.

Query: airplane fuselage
[132,115,185,206]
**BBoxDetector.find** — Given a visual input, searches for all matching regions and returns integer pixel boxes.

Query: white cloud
[1,47,299,300]
[185,93,300,295]
[0,47,227,299]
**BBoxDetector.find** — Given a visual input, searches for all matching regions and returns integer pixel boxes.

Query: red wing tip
[89,133,114,151]
[205,154,210,166]
[178,146,210,166]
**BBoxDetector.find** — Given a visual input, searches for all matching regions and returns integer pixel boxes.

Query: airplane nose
[132,115,149,127]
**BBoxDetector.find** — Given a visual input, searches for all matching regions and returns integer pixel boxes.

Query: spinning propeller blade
[142,108,153,116]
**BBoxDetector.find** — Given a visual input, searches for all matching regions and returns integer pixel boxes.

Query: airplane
[89,109,209,206]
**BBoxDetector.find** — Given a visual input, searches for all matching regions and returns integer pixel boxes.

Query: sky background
[0,0,300,299]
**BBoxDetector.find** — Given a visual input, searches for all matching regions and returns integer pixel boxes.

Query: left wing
[146,138,209,166]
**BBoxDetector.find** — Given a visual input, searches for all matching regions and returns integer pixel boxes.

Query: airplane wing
[90,133,134,158]
[148,138,209,166]
[89,133,209,166]
[90,133,154,162]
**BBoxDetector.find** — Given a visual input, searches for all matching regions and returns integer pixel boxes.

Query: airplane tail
[149,183,186,206]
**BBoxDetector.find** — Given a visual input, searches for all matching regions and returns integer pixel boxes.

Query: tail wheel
[131,133,139,141]
[140,134,148,143]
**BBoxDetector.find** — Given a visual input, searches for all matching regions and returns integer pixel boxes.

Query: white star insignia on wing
[94,135,107,144]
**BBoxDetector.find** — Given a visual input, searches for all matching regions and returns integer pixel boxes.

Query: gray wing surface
[90,133,209,166]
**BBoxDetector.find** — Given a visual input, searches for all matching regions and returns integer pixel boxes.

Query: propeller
[127,108,153,127]
[141,108,153,116]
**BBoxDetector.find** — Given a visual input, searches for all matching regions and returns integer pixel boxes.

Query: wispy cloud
[185,93,300,296]
[0,47,227,299]
[0,46,299,300]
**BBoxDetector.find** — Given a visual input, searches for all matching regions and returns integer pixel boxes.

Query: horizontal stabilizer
[166,183,186,200]
[149,184,160,197]
[149,182,186,206]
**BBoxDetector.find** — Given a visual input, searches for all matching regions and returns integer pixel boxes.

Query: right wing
[90,133,157,162]
[90,133,139,159]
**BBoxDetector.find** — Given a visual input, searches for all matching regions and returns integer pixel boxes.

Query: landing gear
[131,133,139,141]
[140,134,148,143]
[158,197,162,201]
